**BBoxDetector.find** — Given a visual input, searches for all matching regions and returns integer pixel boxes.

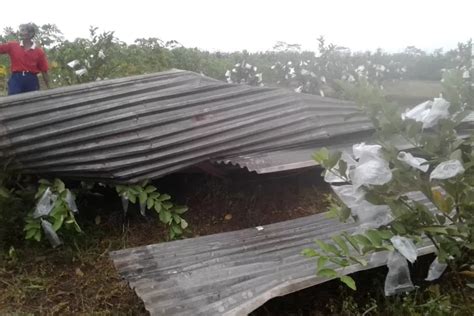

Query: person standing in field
[0,23,50,95]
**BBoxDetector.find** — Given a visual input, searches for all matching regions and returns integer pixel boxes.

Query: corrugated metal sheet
[215,137,371,174]
[0,69,372,183]
[110,188,436,315]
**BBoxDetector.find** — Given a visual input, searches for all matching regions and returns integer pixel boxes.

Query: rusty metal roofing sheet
[110,188,436,315]
[0,69,372,182]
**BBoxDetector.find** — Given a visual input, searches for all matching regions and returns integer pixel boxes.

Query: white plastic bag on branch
[384,251,415,296]
[65,190,79,213]
[390,235,417,263]
[331,185,392,230]
[121,195,129,215]
[41,219,62,248]
[33,188,57,218]
[351,159,392,191]
[397,151,429,172]
[430,159,465,180]
[67,59,80,68]
[352,143,384,162]
[425,257,448,281]
[401,98,450,128]
[350,143,392,191]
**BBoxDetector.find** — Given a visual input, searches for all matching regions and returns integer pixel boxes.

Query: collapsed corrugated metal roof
[0,69,373,183]
[110,187,436,315]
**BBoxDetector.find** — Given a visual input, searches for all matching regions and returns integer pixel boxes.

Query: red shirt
[0,41,49,74]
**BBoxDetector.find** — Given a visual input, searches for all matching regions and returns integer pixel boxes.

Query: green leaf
[149,192,160,199]
[180,219,188,229]
[72,219,82,233]
[364,191,385,205]
[158,194,171,202]
[366,230,383,247]
[422,226,449,234]
[24,222,41,230]
[377,229,393,240]
[128,194,137,204]
[35,186,47,199]
[0,186,10,198]
[449,149,462,161]
[329,257,349,267]
[54,178,65,193]
[171,224,182,235]
[139,191,147,205]
[343,233,360,253]
[172,214,181,224]
[33,230,42,242]
[332,235,349,254]
[436,214,446,225]
[162,202,173,210]
[154,202,162,213]
[318,268,338,278]
[312,148,329,164]
[392,222,406,234]
[52,215,64,231]
[354,235,372,247]
[25,229,37,239]
[145,185,157,193]
[38,179,51,185]
[349,256,367,266]
[340,275,357,290]
[301,248,319,257]
[316,240,340,255]
[159,210,172,224]
[317,256,328,271]
[147,197,154,210]
[131,185,141,192]
[326,151,342,169]
[115,185,126,193]
[172,206,188,214]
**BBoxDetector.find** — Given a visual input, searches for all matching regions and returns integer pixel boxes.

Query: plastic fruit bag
[33,188,57,218]
[384,251,415,296]
[430,160,465,180]
[41,219,62,248]
[397,152,429,172]
[425,257,448,281]
[390,235,417,263]
[331,185,392,229]
[65,190,79,213]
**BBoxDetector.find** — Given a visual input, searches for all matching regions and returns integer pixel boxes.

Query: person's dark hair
[19,23,36,37]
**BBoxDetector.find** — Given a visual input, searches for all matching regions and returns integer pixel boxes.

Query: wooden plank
[110,191,436,315]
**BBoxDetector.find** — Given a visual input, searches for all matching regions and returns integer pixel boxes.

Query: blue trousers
[8,72,40,95]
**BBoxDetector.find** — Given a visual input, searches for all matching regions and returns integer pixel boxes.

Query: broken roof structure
[0,69,373,183]
[111,188,437,315]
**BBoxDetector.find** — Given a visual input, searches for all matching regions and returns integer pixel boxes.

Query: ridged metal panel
[110,189,436,315]
[0,69,372,183]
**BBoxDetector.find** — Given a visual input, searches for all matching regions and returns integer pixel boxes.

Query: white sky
[1,0,473,53]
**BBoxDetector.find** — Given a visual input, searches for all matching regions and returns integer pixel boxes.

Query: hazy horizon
[1,0,473,54]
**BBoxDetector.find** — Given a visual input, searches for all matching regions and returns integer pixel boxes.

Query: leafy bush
[115,181,188,240]
[304,40,474,292]
[0,169,189,250]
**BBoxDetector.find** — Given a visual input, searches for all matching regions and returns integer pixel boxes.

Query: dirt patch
[175,169,331,236]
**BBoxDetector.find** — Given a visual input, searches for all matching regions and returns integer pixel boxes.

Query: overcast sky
[1,0,473,53]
